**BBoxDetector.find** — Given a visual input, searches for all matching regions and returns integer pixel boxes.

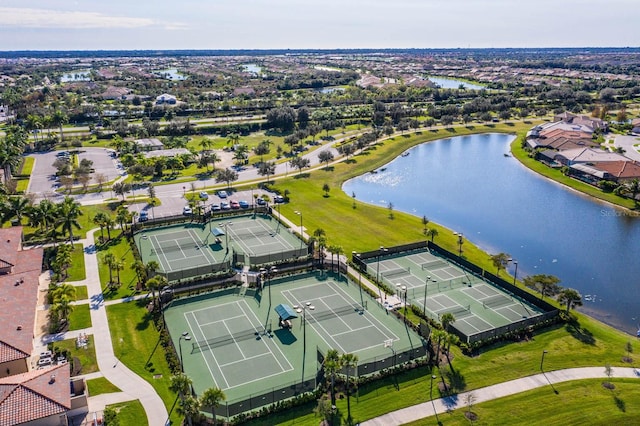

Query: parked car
[274,195,285,203]
[200,191,209,200]
[220,202,230,210]
[183,206,193,215]
[138,211,149,222]
[239,200,249,208]
[217,190,228,198]
[210,204,221,212]
[256,197,266,206]
[230,200,240,209]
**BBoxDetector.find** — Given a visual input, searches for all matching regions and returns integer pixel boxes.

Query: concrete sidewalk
[362,367,640,426]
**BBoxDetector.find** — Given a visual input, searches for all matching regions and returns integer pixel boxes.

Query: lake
[343,133,640,335]
[428,76,485,90]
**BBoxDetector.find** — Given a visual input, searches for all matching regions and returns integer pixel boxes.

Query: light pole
[294,210,303,250]
[540,350,548,372]
[454,232,463,257]
[423,275,431,316]
[178,331,191,373]
[376,246,388,284]
[512,260,519,285]
[223,222,233,254]
[261,266,277,306]
[401,285,407,313]
[353,251,364,306]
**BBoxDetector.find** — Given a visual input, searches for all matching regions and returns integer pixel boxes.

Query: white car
[183,206,193,215]
[200,191,209,200]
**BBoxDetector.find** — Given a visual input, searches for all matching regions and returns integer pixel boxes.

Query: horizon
[1,1,638,51]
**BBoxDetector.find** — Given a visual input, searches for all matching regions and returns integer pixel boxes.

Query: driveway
[613,134,640,162]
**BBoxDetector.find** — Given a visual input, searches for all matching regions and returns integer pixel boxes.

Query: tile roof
[0,227,43,362]
[0,364,70,426]
[590,161,640,180]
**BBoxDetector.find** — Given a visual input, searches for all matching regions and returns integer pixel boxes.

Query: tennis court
[363,248,546,342]
[163,272,425,404]
[133,214,307,281]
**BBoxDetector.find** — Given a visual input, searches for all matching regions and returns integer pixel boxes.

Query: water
[343,133,640,335]
[155,68,185,80]
[242,64,263,75]
[428,76,485,90]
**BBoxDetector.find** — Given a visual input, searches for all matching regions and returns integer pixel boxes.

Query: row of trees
[170,373,226,426]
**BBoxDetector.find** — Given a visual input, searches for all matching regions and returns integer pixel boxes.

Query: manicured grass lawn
[51,337,98,375]
[21,204,113,242]
[73,285,88,301]
[107,300,180,425]
[20,156,35,175]
[68,304,91,330]
[66,243,87,281]
[405,378,640,426]
[15,178,29,193]
[96,235,141,300]
[87,377,122,396]
[107,400,148,426]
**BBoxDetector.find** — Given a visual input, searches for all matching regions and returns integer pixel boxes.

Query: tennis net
[483,295,512,309]
[305,304,364,324]
[381,267,411,279]
[421,259,448,270]
[191,327,266,353]
[151,243,203,254]
[440,305,472,318]
[230,229,276,239]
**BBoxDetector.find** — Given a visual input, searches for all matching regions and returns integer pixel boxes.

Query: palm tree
[170,373,194,426]
[430,328,446,366]
[132,260,147,288]
[7,196,30,224]
[324,349,342,406]
[0,126,28,183]
[56,197,82,243]
[116,205,131,234]
[113,260,124,286]
[93,212,109,241]
[443,332,460,372]
[102,252,116,286]
[422,215,429,233]
[199,387,226,426]
[558,288,583,315]
[177,396,201,426]
[226,133,240,148]
[257,161,276,184]
[440,312,455,333]
[341,353,358,423]
[425,228,439,242]
[146,275,168,309]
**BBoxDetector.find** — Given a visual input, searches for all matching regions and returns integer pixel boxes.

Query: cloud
[0,7,170,29]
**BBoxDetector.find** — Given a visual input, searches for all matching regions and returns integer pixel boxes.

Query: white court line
[280,289,345,352]
[198,313,248,327]
[221,319,248,360]
[236,300,293,372]
[459,317,484,333]
[150,234,173,272]
[184,311,225,389]
[186,229,217,264]
[188,300,251,315]
[332,324,376,337]
[218,352,273,368]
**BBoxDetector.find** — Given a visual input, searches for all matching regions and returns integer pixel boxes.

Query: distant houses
[526,113,640,188]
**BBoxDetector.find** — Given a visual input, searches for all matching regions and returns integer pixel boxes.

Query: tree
[490,252,511,276]
[523,274,561,299]
[387,202,394,219]
[132,260,147,289]
[93,212,110,241]
[557,288,583,315]
[146,275,168,309]
[226,133,240,148]
[215,168,239,188]
[0,126,28,183]
[103,406,119,426]
[289,156,310,175]
[422,215,429,233]
[324,349,342,406]
[625,341,634,362]
[430,328,446,366]
[170,373,195,426]
[440,312,456,333]
[318,150,334,169]
[112,182,132,201]
[425,228,439,242]
[322,183,330,197]
[102,252,116,286]
[341,353,358,423]
[199,387,226,426]
[253,140,271,164]
[257,161,276,184]
[56,197,82,243]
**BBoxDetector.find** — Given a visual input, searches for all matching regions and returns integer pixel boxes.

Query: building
[134,138,165,152]
[155,93,177,105]
[538,147,627,167]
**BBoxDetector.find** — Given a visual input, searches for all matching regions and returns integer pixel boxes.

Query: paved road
[362,366,640,426]
[613,134,640,162]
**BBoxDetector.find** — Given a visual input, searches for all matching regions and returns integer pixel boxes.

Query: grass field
[405,378,640,426]
[67,243,87,281]
[97,235,142,300]
[51,337,98,375]
[87,377,122,396]
[107,300,180,426]
[106,400,148,426]
[68,304,91,330]
[74,285,88,301]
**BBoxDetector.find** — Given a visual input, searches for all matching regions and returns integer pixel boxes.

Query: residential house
[155,93,177,105]
[0,228,42,379]
[538,147,626,167]
[134,138,165,152]
[100,86,131,101]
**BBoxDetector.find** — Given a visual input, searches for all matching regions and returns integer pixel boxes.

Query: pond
[343,133,640,335]
[61,71,91,82]
[428,76,485,90]
[155,68,186,81]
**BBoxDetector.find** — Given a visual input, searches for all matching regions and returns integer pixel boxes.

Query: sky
[0,0,638,51]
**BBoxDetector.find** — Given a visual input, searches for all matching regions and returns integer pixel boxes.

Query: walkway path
[362,366,640,425]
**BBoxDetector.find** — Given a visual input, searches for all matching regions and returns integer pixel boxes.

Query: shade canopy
[211,227,225,237]
[275,304,298,320]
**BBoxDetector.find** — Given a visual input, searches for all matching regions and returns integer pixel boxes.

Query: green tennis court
[364,248,547,342]
[163,272,426,404]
